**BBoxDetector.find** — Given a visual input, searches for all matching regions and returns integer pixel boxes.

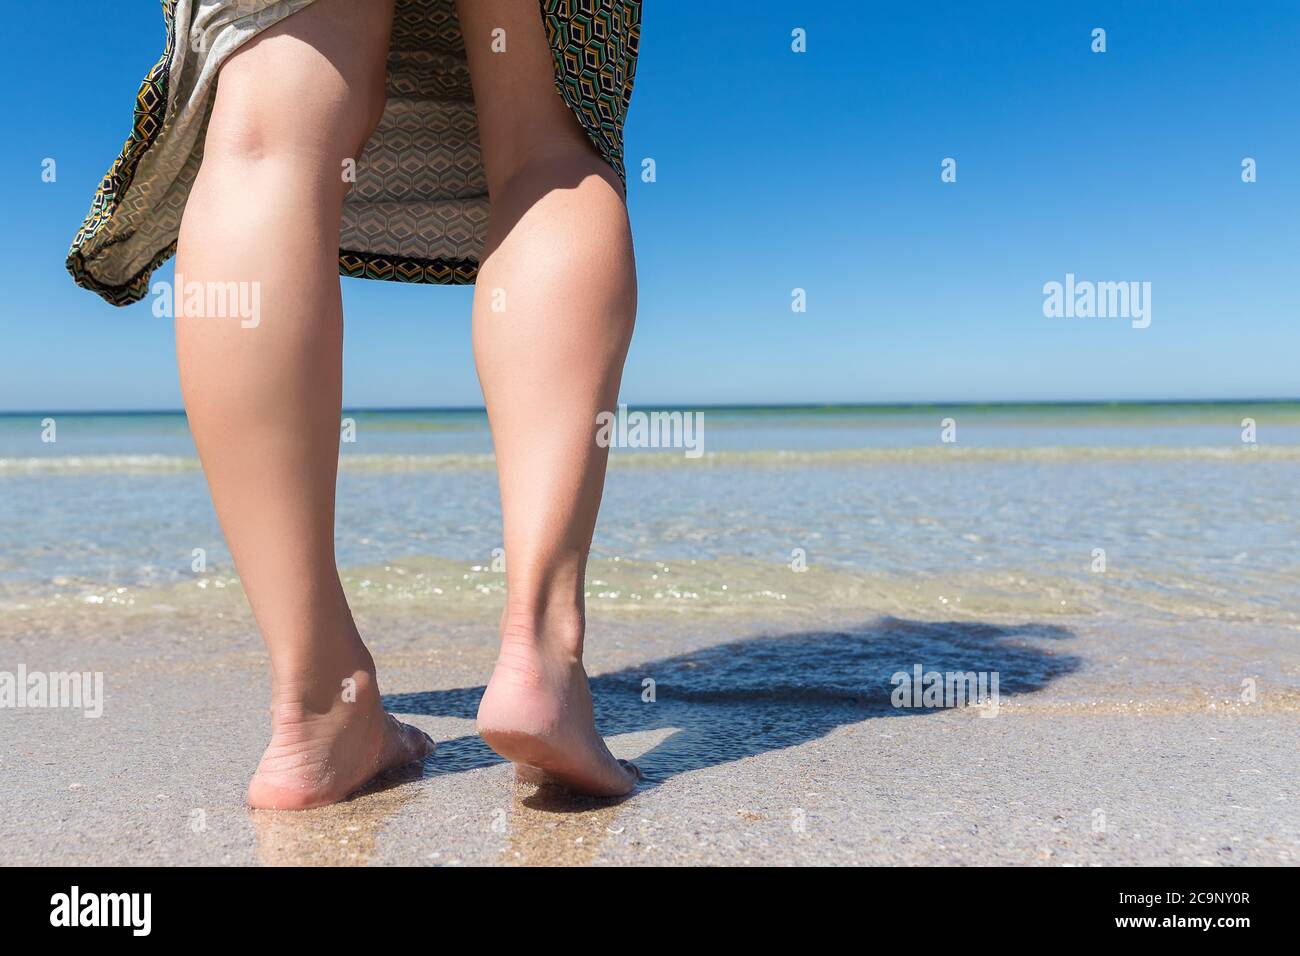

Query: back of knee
[486,139,624,208]
[205,103,385,176]
[203,62,387,174]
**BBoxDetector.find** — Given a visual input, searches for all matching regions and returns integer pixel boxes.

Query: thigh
[455,0,595,189]
[207,0,395,161]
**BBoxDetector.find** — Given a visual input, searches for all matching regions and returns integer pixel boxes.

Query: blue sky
[1,0,1297,410]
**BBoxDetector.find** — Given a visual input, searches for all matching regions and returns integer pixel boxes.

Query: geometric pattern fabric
[67,0,641,305]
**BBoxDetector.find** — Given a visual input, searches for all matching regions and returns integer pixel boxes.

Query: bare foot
[477,616,639,797]
[247,668,435,810]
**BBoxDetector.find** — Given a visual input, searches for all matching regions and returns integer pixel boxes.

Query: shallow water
[0,403,1296,627]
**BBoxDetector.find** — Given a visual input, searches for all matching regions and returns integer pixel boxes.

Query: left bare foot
[248,668,434,810]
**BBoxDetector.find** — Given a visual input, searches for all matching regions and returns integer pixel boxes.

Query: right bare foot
[477,615,639,797]
[247,668,435,811]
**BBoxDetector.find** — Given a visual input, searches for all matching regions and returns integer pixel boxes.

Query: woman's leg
[175,0,432,810]
[456,0,639,795]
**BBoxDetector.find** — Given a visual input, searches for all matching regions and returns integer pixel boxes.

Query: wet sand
[2,571,1297,866]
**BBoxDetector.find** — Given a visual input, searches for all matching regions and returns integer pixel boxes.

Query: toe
[618,759,642,782]
[383,714,436,767]
[405,721,436,761]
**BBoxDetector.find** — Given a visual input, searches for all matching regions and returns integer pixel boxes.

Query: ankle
[270,651,379,722]
[500,603,585,661]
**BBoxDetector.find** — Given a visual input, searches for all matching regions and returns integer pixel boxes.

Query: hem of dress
[67,246,482,307]
[338,250,480,285]
[68,0,634,307]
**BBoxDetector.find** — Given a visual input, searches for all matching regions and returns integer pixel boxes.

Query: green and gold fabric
[67,0,641,305]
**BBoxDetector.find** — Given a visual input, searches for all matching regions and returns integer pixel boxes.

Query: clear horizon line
[2,397,1298,417]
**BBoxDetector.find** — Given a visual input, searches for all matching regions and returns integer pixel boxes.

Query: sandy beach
[2,405,1298,866]
[2,556,1296,866]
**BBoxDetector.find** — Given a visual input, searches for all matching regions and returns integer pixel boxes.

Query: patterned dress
[67,0,641,306]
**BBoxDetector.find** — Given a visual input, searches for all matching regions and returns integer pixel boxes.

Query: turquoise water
[5,402,1300,459]
[1,403,1297,620]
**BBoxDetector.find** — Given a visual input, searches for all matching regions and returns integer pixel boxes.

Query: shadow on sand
[382,616,1081,791]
